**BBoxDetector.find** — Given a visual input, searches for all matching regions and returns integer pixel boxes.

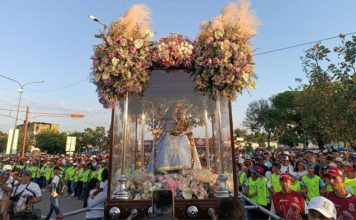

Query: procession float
[90,1,258,219]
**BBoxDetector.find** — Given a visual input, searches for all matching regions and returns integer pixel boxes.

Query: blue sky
[1,0,355,133]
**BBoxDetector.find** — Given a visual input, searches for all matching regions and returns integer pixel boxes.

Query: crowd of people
[1,147,356,220]
[235,147,356,220]
[0,153,109,220]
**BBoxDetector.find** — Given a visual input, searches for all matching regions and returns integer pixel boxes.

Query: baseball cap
[249,168,257,174]
[308,196,336,219]
[344,165,355,172]
[255,165,264,173]
[326,166,343,178]
[238,158,244,164]
[279,174,291,181]
[335,157,343,163]
[307,163,315,169]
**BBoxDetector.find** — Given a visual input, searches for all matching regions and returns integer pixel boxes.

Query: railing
[240,194,281,220]
[61,197,106,218]
[60,195,280,220]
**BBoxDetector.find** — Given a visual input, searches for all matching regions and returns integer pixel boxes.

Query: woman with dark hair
[216,197,246,220]
[84,178,106,220]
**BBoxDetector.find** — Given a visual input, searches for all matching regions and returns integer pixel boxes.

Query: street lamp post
[0,74,45,157]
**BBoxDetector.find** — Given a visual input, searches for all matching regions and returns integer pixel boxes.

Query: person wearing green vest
[97,163,106,182]
[70,163,79,197]
[246,168,258,203]
[89,166,98,181]
[237,165,247,193]
[268,163,282,194]
[44,162,54,186]
[255,165,269,219]
[290,174,301,192]
[344,165,356,195]
[301,163,326,203]
[75,163,84,199]
[80,165,91,199]
[30,162,41,185]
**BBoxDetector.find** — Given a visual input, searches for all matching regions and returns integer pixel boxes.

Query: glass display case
[106,70,238,219]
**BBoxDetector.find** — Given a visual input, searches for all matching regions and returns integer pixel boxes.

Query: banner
[66,136,76,155]
[6,129,19,155]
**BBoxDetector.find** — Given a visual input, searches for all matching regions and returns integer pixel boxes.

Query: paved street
[37,191,85,220]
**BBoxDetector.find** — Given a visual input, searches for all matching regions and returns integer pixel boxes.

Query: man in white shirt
[44,166,63,220]
[10,170,42,219]
[280,155,295,176]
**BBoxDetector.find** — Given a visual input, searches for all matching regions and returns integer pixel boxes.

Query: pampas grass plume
[110,4,152,38]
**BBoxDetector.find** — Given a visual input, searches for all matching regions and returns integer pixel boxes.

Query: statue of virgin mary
[147,101,201,173]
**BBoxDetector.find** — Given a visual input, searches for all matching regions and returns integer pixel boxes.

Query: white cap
[73,162,78,166]
[328,162,337,168]
[335,157,343,162]
[3,165,12,171]
[244,155,251,160]
[238,158,244,164]
[308,196,336,219]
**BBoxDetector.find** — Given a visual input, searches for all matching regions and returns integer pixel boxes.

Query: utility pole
[21,106,29,158]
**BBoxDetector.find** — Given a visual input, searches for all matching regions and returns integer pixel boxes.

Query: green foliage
[0,131,8,153]
[296,35,356,148]
[243,99,275,146]
[35,130,67,154]
[69,126,109,151]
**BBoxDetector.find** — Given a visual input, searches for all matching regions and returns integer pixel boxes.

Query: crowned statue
[147,101,201,173]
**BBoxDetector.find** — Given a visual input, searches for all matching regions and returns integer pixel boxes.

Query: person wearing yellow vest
[343,165,356,195]
[268,163,282,194]
[75,163,84,199]
[70,163,79,197]
[236,164,247,192]
[301,163,326,203]
[245,168,258,219]
[44,162,54,186]
[255,165,269,219]
[290,174,301,192]
[80,164,91,199]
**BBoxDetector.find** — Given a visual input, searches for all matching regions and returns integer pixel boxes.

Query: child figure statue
[147,101,201,173]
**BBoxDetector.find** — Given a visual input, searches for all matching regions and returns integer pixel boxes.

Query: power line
[26,77,89,92]
[255,31,356,56]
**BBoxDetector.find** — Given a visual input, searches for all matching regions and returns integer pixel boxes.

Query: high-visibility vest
[44,166,53,180]
[256,177,268,206]
[248,177,258,203]
[302,175,321,202]
[344,177,356,195]
[291,181,301,192]
[82,169,90,183]
[97,167,105,181]
[271,173,282,193]
[239,172,247,187]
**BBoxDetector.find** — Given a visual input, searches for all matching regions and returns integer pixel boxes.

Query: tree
[296,35,356,148]
[269,91,303,147]
[234,128,247,138]
[243,99,274,146]
[35,130,67,154]
[69,126,109,151]
[0,131,8,153]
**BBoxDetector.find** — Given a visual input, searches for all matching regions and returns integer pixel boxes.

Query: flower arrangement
[151,33,194,70]
[192,0,258,100]
[91,4,154,107]
[125,169,218,200]
[91,1,259,107]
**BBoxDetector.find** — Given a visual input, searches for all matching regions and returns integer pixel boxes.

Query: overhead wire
[255,31,356,56]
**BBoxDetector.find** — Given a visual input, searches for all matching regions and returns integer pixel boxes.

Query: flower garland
[126,169,218,200]
[192,0,258,100]
[151,33,194,70]
[91,5,153,107]
[91,2,258,108]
